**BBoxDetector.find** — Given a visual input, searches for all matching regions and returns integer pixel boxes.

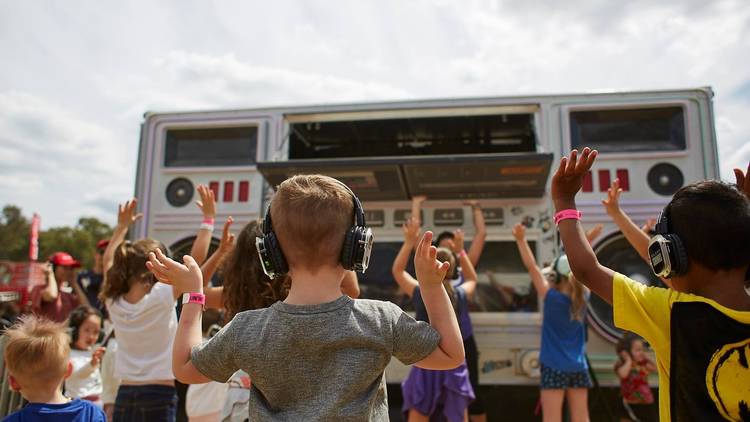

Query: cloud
[0,92,132,227]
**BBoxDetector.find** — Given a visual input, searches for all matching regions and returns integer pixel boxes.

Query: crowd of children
[1,155,749,422]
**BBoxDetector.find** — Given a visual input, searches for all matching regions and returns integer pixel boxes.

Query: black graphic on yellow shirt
[706,338,750,421]
[670,302,750,421]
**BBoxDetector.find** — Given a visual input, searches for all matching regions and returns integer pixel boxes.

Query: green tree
[0,204,113,269]
[0,205,31,261]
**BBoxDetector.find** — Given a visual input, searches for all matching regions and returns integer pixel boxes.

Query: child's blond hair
[3,316,70,388]
[271,175,353,271]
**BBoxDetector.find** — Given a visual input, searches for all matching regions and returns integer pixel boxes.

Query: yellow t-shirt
[613,273,750,421]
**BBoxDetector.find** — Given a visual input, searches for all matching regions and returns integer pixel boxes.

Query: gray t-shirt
[191,295,440,421]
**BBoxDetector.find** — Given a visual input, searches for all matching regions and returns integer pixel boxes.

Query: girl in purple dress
[392,217,477,422]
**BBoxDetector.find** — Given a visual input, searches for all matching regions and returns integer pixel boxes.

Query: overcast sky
[1,0,749,227]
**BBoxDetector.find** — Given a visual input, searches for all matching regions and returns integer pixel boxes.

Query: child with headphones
[552,149,750,421]
[512,223,590,422]
[392,217,476,422]
[614,333,657,422]
[147,174,465,420]
[65,305,106,406]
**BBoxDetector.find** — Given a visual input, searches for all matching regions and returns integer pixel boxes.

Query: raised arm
[512,223,549,298]
[552,148,615,304]
[450,229,477,300]
[601,179,652,263]
[464,200,486,267]
[340,271,360,298]
[391,217,420,297]
[39,263,58,302]
[411,195,426,225]
[200,217,235,287]
[147,250,210,384]
[413,231,465,370]
[190,185,217,266]
[103,200,143,278]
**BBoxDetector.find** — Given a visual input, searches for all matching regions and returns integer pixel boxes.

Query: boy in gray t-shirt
[148,175,465,421]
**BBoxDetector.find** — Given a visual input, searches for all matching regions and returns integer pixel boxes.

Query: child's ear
[8,374,21,391]
[64,361,73,379]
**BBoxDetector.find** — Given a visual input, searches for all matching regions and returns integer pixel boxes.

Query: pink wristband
[201,217,215,225]
[458,250,467,258]
[554,209,582,225]
[181,292,206,307]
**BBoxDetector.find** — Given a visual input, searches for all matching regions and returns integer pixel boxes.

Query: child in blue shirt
[2,315,105,421]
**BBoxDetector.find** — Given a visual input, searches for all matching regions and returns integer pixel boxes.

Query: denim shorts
[113,384,177,422]
[540,364,593,389]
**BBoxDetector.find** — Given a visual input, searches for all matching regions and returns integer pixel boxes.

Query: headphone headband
[257,177,373,278]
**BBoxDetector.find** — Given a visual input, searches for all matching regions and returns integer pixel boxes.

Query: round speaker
[165,178,194,207]
[588,233,666,343]
[647,163,684,196]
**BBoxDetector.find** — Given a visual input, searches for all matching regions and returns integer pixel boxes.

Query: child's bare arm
[205,286,224,309]
[340,271,360,298]
[512,223,549,298]
[451,230,478,300]
[391,218,420,297]
[413,231,465,370]
[103,200,143,278]
[147,250,211,384]
[411,195,427,225]
[465,200,486,266]
[615,351,633,379]
[39,263,58,302]
[190,185,217,266]
[552,148,615,304]
[585,224,604,245]
[200,217,235,287]
[602,179,653,263]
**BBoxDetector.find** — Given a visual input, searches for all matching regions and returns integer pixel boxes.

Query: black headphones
[255,181,374,279]
[648,204,689,278]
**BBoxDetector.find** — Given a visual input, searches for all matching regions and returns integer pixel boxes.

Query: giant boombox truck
[133,88,718,395]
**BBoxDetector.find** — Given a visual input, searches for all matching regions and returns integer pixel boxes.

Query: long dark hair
[222,221,290,321]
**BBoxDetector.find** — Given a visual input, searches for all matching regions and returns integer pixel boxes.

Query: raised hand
[414,231,450,287]
[146,249,203,294]
[551,148,598,208]
[194,184,217,219]
[463,199,480,208]
[451,229,465,254]
[601,178,623,217]
[641,218,657,234]
[512,223,526,241]
[402,217,421,244]
[733,162,750,198]
[586,224,604,244]
[218,217,236,254]
[90,346,106,368]
[117,199,143,228]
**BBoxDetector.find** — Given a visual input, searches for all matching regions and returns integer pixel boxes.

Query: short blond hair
[3,316,70,388]
[271,175,353,271]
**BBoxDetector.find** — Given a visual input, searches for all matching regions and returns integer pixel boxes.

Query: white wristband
[199,222,214,232]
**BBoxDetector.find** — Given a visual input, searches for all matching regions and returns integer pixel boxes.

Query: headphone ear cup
[340,228,357,270]
[667,234,689,275]
[265,232,288,276]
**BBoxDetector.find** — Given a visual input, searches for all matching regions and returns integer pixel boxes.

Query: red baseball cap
[96,239,110,250]
[49,252,81,268]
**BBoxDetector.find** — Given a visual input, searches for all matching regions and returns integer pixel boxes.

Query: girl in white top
[99,199,181,422]
[65,305,106,405]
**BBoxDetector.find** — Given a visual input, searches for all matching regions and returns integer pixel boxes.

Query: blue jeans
[113,384,177,422]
